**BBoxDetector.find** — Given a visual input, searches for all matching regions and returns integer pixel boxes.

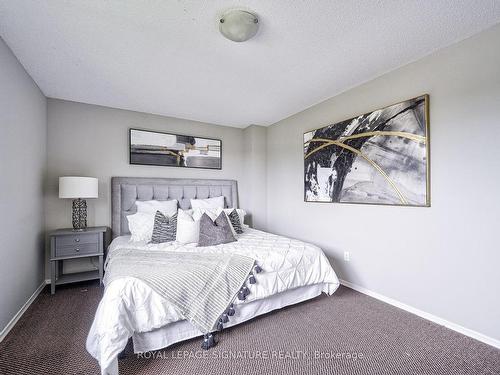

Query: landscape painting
[130,129,222,169]
[304,95,429,206]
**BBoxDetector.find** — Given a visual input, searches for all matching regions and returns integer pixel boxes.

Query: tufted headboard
[111,177,238,238]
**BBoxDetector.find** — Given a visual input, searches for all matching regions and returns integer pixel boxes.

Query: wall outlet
[344,251,350,262]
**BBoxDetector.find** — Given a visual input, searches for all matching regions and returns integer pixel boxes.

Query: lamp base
[72,198,87,230]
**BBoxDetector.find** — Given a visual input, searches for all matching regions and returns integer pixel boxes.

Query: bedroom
[0,1,499,374]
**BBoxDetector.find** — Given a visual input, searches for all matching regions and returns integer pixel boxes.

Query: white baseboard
[340,279,500,349]
[0,280,48,343]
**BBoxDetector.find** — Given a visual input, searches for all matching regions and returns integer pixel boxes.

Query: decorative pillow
[227,208,246,225]
[191,207,239,236]
[198,212,236,247]
[221,208,246,232]
[127,212,155,242]
[136,199,178,215]
[227,209,244,234]
[176,209,201,244]
[175,208,220,244]
[190,196,225,210]
[192,207,220,221]
[150,211,177,244]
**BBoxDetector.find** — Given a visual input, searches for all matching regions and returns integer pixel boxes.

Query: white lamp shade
[59,177,98,199]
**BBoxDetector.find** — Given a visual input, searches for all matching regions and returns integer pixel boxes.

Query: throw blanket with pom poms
[104,248,258,337]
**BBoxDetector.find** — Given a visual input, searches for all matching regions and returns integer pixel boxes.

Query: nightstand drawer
[55,243,99,257]
[56,233,99,247]
[49,226,109,294]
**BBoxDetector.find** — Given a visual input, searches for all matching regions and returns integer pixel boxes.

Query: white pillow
[127,212,155,242]
[136,199,178,215]
[192,207,220,221]
[176,210,200,244]
[190,196,225,210]
[176,208,220,244]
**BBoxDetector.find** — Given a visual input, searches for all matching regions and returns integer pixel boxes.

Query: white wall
[0,37,47,332]
[266,24,500,341]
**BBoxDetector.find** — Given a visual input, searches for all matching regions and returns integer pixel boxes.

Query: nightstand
[49,226,110,294]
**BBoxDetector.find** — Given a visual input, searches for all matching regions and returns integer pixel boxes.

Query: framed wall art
[304,95,429,206]
[130,128,222,170]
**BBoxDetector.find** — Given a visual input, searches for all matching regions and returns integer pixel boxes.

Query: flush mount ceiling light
[219,9,259,42]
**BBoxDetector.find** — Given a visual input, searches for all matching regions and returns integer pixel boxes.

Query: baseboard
[340,279,500,349]
[0,280,48,343]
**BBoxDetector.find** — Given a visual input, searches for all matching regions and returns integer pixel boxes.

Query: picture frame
[303,95,430,207]
[129,128,222,170]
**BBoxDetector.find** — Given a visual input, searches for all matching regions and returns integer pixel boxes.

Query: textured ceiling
[1,1,500,127]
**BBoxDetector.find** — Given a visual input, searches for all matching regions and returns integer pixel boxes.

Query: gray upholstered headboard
[111,177,238,238]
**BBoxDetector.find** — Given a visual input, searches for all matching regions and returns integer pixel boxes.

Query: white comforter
[86,228,339,374]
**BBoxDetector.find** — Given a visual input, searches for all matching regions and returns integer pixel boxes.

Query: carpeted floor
[0,282,499,375]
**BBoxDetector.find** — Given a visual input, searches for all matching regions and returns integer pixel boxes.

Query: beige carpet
[0,281,499,375]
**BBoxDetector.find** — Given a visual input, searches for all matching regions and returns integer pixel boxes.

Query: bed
[86,177,340,375]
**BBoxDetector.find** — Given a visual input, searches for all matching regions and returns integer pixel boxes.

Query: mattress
[86,228,340,375]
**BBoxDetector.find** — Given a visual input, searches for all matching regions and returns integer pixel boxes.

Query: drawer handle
[75,238,80,242]
[75,248,80,252]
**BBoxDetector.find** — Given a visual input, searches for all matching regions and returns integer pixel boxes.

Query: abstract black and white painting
[304,95,429,206]
[130,128,221,169]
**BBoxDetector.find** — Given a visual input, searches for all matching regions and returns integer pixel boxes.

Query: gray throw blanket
[103,248,255,333]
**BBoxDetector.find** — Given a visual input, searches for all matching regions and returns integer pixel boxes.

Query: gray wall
[266,24,500,341]
[45,99,259,274]
[242,125,267,230]
[0,38,47,333]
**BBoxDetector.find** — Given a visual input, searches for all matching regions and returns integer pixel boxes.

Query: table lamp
[59,177,98,231]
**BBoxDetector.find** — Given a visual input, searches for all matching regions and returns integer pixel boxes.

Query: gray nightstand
[49,226,110,294]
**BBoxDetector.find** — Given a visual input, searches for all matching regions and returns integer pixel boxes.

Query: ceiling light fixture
[219,9,259,42]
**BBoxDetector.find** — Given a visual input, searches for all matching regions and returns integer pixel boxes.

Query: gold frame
[303,94,430,207]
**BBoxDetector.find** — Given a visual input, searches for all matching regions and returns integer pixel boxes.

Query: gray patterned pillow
[198,212,236,247]
[228,209,244,234]
[150,211,177,243]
